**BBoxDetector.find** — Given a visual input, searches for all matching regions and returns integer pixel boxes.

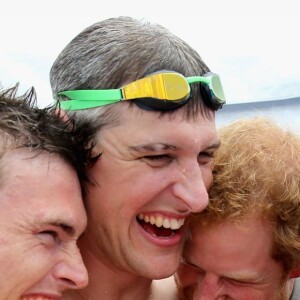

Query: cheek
[0,244,54,293]
[201,165,214,190]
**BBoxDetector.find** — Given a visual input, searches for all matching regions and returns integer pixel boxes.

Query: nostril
[61,277,78,287]
[54,259,88,290]
[61,276,88,289]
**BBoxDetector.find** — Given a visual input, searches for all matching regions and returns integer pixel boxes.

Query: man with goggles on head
[50,16,225,300]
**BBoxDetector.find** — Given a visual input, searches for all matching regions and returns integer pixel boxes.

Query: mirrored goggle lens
[187,73,226,110]
[123,73,190,102]
[210,74,226,104]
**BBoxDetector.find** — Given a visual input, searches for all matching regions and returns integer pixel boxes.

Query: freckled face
[85,104,219,279]
[176,218,287,300]
[0,149,88,300]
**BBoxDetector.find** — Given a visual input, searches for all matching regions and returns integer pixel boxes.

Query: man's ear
[289,266,300,278]
[54,108,75,131]
[55,108,70,123]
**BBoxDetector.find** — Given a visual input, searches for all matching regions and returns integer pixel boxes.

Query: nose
[172,162,209,213]
[54,246,88,290]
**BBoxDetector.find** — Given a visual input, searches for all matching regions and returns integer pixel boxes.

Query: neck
[62,233,153,300]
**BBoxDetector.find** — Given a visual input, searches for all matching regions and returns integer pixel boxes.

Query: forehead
[0,149,86,230]
[98,104,217,147]
[186,218,276,271]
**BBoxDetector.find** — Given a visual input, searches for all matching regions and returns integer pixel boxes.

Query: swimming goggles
[56,71,226,111]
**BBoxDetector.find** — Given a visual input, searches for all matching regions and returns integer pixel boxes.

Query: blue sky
[1,0,300,107]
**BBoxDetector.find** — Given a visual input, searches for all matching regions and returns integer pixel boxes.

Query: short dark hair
[0,84,92,195]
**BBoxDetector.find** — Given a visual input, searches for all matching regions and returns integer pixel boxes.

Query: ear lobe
[289,266,300,278]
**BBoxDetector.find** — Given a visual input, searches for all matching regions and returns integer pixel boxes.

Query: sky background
[1,0,300,108]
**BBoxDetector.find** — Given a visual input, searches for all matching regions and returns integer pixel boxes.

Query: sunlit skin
[0,149,88,300]
[176,217,289,300]
[70,103,219,299]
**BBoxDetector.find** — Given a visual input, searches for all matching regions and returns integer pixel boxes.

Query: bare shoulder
[150,276,179,300]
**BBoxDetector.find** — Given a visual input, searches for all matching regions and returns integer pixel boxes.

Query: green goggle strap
[187,76,210,85]
[58,89,122,110]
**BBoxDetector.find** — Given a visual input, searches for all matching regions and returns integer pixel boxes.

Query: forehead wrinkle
[128,143,179,153]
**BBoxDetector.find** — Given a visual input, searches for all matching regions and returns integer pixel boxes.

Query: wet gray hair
[50,16,214,140]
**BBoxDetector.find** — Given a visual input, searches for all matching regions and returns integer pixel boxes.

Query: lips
[137,213,185,238]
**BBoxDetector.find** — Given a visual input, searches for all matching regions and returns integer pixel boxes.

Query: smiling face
[84,104,218,279]
[0,149,88,300]
[176,217,289,300]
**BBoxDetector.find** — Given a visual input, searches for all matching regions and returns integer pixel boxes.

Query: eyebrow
[46,220,76,237]
[207,140,221,150]
[222,270,262,283]
[129,140,221,154]
[184,258,260,283]
[129,143,179,153]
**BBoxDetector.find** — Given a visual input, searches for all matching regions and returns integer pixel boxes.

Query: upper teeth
[137,213,185,230]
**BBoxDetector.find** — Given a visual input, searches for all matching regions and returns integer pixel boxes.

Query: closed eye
[40,230,58,238]
[226,277,258,287]
[143,154,171,160]
[198,151,215,164]
[142,154,172,167]
[38,230,60,246]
